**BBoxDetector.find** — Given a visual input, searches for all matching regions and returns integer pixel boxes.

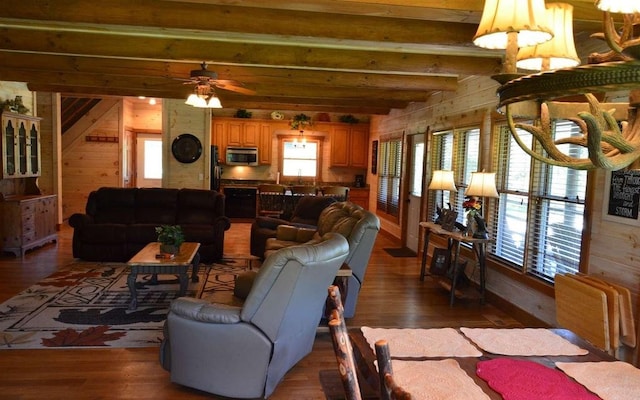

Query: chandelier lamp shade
[516,3,580,71]
[473,0,553,76]
[596,0,640,13]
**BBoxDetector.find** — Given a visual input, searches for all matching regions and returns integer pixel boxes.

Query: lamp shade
[596,0,640,13]
[517,3,580,71]
[428,170,457,191]
[465,172,499,198]
[473,0,553,49]
[185,94,223,108]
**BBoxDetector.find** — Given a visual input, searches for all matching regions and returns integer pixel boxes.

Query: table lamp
[428,170,457,210]
[465,171,499,216]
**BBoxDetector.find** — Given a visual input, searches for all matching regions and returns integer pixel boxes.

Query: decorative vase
[160,244,180,255]
[466,212,478,237]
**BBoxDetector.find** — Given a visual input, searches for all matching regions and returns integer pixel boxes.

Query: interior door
[405,134,425,252]
[136,133,162,188]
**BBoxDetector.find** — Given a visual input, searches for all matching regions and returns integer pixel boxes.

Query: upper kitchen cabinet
[212,118,273,165]
[330,123,369,168]
[1,112,42,179]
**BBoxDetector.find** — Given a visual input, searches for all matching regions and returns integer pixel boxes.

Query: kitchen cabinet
[330,124,369,168]
[212,118,272,165]
[0,194,57,256]
[349,187,369,210]
[1,112,42,179]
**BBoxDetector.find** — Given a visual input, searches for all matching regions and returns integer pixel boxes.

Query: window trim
[278,135,322,183]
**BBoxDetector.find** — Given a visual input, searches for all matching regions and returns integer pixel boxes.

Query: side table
[419,221,492,306]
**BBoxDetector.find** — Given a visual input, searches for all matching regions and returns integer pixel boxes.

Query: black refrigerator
[210,145,222,191]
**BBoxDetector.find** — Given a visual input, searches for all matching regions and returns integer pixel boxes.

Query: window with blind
[491,120,587,283]
[427,128,479,224]
[377,136,402,219]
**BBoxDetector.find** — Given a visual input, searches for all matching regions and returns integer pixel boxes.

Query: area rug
[0,260,246,349]
[384,247,417,257]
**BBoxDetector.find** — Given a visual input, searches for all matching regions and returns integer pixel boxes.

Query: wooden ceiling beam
[0,52,459,91]
[0,26,503,76]
[0,0,478,48]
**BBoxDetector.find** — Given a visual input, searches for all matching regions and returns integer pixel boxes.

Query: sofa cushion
[317,202,361,237]
[177,189,223,224]
[91,187,137,224]
[135,188,179,224]
[275,225,316,242]
[78,223,128,243]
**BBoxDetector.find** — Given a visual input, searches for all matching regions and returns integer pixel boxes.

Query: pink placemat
[477,358,600,400]
[393,359,491,400]
[556,361,640,400]
[360,327,482,357]
[460,327,589,356]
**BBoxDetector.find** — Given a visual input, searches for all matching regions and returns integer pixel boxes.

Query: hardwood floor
[0,222,523,400]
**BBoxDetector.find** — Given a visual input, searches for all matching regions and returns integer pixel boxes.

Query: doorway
[136,133,162,188]
[405,133,425,253]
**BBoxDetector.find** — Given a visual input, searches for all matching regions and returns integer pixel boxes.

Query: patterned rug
[0,260,247,349]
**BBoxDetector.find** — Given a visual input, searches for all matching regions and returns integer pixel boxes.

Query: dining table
[321,327,633,400]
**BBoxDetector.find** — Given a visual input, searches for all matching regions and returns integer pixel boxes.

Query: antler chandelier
[481,1,640,170]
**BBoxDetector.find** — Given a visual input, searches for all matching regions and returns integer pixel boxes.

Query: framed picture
[602,169,640,226]
[430,247,450,276]
[441,209,458,231]
[371,140,378,174]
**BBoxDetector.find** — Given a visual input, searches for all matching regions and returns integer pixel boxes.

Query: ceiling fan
[184,62,255,96]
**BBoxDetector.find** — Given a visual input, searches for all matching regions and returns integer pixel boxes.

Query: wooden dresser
[0,194,57,256]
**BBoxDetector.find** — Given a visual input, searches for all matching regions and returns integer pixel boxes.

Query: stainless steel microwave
[226,146,259,166]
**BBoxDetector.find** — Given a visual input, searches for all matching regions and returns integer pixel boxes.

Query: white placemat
[556,361,640,400]
[361,327,482,358]
[460,328,589,356]
[392,359,491,400]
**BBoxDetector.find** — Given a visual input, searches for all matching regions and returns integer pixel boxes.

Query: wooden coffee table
[126,242,201,310]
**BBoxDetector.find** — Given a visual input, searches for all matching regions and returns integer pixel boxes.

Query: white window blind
[490,120,586,283]
[377,136,402,218]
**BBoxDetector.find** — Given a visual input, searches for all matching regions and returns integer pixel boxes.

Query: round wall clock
[171,134,203,164]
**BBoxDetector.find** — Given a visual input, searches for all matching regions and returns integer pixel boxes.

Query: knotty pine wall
[370,75,640,362]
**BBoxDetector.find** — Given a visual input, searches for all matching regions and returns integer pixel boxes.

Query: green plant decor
[155,225,185,254]
[235,109,252,118]
[290,113,312,130]
[339,114,360,124]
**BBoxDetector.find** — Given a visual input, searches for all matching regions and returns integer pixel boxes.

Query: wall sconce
[473,0,552,81]
[428,170,457,209]
[516,3,580,72]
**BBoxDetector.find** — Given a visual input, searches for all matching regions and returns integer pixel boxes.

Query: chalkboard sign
[607,169,640,220]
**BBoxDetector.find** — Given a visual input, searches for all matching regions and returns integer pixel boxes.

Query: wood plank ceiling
[0,0,604,114]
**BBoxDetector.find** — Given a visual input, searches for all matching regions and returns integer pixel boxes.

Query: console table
[419,221,492,306]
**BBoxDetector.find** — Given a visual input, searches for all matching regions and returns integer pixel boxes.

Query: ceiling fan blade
[214,82,256,95]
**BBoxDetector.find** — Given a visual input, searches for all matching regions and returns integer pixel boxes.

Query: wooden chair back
[374,340,413,400]
[291,185,318,196]
[321,186,349,201]
[327,285,362,400]
[257,184,287,218]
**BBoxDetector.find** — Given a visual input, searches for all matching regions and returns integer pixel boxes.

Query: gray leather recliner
[159,232,349,399]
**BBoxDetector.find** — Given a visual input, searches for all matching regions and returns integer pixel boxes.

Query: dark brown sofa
[249,195,336,259]
[68,187,231,263]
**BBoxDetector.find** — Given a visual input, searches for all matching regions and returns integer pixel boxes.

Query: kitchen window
[280,138,320,182]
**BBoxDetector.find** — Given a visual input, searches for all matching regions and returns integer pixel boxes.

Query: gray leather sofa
[252,201,380,318]
[159,233,349,399]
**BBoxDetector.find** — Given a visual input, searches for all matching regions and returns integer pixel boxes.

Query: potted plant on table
[155,225,185,256]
